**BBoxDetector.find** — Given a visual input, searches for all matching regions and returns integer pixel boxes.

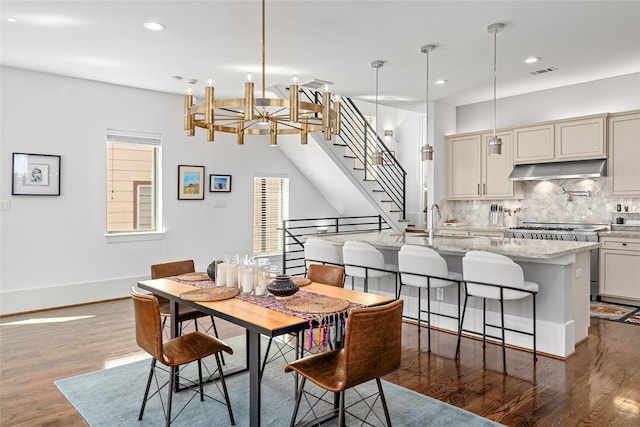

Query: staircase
[275,85,408,232]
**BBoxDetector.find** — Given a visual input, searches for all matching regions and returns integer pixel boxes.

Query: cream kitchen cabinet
[599,236,640,304]
[514,114,607,164]
[514,123,554,164]
[554,115,607,160]
[447,131,521,200]
[608,111,640,196]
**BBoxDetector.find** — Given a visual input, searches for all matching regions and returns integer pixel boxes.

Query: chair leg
[455,292,469,359]
[197,359,204,401]
[338,390,346,427]
[215,353,236,425]
[260,337,274,382]
[499,297,507,374]
[426,282,432,353]
[209,316,225,365]
[167,366,175,427]
[290,377,306,427]
[532,295,537,362]
[482,298,487,349]
[376,377,392,427]
[138,358,156,420]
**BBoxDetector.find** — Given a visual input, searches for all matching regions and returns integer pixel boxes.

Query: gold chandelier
[183,0,341,146]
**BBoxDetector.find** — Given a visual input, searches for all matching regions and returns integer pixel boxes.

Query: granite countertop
[317,231,599,260]
[599,229,640,238]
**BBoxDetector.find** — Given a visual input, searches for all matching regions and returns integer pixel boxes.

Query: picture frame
[209,174,232,193]
[178,165,205,200]
[12,153,61,196]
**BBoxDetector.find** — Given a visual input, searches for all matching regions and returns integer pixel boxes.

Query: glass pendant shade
[421,144,434,161]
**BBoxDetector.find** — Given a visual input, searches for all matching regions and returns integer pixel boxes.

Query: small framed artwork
[178,165,205,200]
[210,174,232,192]
[12,153,61,196]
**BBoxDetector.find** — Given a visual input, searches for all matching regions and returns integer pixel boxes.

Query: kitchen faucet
[428,203,441,237]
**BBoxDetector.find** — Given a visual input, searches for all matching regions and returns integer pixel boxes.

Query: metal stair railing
[281,215,391,275]
[300,88,407,219]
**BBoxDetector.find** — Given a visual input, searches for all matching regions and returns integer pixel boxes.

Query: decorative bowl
[267,274,299,298]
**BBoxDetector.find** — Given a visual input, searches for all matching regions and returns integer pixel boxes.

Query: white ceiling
[2,0,639,112]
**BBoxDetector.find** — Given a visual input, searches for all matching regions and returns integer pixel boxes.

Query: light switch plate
[214,199,227,208]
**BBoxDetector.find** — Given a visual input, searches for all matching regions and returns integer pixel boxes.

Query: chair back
[463,251,525,299]
[342,241,386,278]
[304,238,343,267]
[151,260,195,279]
[307,264,345,288]
[398,245,450,288]
[342,299,403,389]
[131,289,165,362]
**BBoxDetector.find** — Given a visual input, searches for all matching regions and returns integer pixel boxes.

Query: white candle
[216,263,227,287]
[242,267,254,293]
[226,264,237,288]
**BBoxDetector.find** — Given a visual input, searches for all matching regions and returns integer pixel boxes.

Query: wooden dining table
[137,277,395,427]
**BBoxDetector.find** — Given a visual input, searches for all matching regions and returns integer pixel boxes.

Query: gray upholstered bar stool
[397,245,462,352]
[456,250,538,374]
[342,241,398,296]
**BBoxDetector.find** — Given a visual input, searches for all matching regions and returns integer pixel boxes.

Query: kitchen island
[313,231,600,358]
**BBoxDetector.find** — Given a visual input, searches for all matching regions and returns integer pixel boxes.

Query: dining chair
[285,299,404,427]
[151,260,222,340]
[342,241,398,296]
[455,250,538,374]
[398,245,462,352]
[307,264,345,288]
[304,238,343,270]
[131,289,235,427]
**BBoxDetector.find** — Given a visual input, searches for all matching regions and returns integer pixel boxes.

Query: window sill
[105,231,165,243]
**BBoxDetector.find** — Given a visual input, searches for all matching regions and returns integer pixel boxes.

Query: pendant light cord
[492,26,498,137]
[425,48,429,146]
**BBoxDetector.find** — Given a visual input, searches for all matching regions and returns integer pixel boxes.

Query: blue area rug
[55,336,502,426]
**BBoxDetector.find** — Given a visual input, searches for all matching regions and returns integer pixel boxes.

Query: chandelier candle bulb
[289,77,299,122]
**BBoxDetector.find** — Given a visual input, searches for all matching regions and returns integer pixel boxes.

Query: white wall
[455,73,640,133]
[0,67,340,314]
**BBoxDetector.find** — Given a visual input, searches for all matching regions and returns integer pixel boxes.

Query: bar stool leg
[499,296,507,374]
[455,292,469,359]
[426,280,432,353]
[533,295,537,362]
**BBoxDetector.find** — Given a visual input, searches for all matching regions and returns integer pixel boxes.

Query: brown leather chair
[151,260,221,340]
[131,289,235,427]
[285,299,404,427]
[307,264,345,288]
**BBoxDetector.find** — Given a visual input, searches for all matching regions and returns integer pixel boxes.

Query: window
[106,129,161,234]
[253,176,289,256]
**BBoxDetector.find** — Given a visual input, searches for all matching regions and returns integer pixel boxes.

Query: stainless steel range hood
[508,159,607,181]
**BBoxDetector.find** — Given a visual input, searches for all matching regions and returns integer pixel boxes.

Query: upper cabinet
[513,123,554,163]
[447,130,522,200]
[608,111,640,196]
[514,114,607,164]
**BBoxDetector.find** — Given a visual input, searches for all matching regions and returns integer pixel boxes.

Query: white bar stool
[456,250,538,374]
[342,241,398,296]
[304,237,343,270]
[398,245,462,352]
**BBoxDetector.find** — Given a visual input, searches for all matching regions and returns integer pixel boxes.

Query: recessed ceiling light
[143,22,165,31]
[524,57,541,64]
[435,79,447,85]
[7,18,17,23]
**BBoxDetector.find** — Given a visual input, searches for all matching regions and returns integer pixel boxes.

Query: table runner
[172,276,362,349]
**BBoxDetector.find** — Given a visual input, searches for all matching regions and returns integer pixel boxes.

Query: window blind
[253,176,289,256]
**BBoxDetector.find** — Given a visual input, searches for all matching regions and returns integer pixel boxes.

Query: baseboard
[0,276,147,316]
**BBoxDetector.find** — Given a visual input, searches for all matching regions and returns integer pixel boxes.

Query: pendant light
[371,60,385,166]
[420,45,435,161]
[487,23,504,155]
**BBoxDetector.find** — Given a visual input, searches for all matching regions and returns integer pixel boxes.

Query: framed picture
[178,165,205,200]
[209,174,232,192]
[12,153,61,196]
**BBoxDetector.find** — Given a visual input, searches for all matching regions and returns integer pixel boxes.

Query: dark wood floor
[1,298,639,426]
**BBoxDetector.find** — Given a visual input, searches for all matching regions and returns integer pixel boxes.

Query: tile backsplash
[440,178,640,227]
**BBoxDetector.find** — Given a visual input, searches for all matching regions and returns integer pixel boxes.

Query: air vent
[531,67,557,75]
[301,78,333,89]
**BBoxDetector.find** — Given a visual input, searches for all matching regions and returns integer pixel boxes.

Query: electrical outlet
[0,200,10,211]
[436,288,444,301]
[575,267,583,278]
